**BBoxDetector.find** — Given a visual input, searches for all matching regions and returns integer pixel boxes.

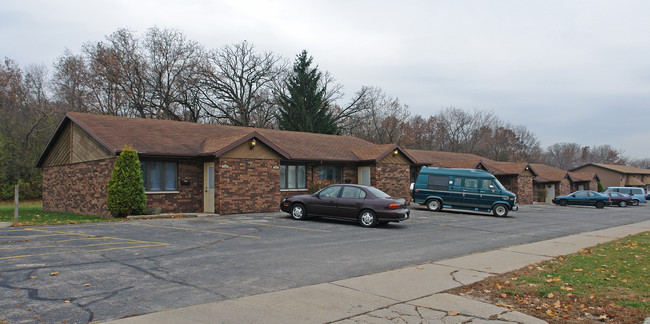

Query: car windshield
[366,187,391,198]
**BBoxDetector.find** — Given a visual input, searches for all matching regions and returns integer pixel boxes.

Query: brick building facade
[37,113,418,217]
[38,113,602,218]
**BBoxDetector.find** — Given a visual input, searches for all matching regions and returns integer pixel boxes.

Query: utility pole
[14,184,19,224]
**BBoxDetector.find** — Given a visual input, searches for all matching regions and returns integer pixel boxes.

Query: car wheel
[359,210,378,228]
[426,199,442,211]
[492,204,508,217]
[291,204,307,220]
[595,201,605,209]
[559,199,568,206]
[619,201,627,207]
[632,199,639,206]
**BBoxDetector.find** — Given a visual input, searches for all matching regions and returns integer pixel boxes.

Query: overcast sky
[2,0,650,159]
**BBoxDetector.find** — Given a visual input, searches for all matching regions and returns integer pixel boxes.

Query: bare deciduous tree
[52,49,90,113]
[144,27,205,121]
[431,107,496,153]
[342,87,409,144]
[200,41,283,127]
[544,142,583,169]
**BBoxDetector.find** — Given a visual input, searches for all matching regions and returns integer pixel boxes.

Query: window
[341,186,366,199]
[452,177,462,187]
[280,165,306,189]
[480,179,495,190]
[427,175,448,190]
[318,186,341,198]
[141,161,177,191]
[319,165,342,182]
[464,178,479,189]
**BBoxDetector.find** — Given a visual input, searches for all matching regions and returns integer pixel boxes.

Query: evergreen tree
[106,146,146,217]
[276,50,338,134]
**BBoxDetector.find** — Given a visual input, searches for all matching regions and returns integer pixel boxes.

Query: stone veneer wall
[559,178,571,197]
[43,158,204,217]
[42,158,115,217]
[144,160,203,214]
[217,158,281,214]
[374,163,411,200]
[515,175,534,204]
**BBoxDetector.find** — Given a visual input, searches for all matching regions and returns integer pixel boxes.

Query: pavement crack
[111,259,228,299]
[450,269,470,287]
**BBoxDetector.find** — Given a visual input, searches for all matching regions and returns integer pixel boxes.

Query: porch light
[250,139,256,150]
[392,149,398,156]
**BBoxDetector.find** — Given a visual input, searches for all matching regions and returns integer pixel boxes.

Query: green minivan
[411,167,518,217]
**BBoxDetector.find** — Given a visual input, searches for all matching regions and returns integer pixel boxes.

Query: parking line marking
[0,243,168,260]
[0,233,76,239]
[20,228,169,245]
[239,222,331,232]
[128,223,261,238]
[0,241,141,250]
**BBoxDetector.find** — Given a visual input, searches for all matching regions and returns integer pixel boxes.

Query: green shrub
[106,146,146,217]
[597,181,604,192]
[309,179,332,193]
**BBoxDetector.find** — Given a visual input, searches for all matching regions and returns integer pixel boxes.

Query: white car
[603,187,647,206]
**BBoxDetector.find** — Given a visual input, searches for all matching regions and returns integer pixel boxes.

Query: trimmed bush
[106,147,146,217]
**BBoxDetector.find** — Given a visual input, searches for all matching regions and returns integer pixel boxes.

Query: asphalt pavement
[2,205,650,323]
[105,218,650,324]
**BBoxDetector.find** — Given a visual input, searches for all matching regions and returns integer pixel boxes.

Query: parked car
[552,190,612,209]
[646,193,650,200]
[411,167,517,217]
[280,184,409,227]
[600,192,633,207]
[602,187,647,206]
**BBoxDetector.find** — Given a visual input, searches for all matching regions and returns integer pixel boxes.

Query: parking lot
[1,204,648,323]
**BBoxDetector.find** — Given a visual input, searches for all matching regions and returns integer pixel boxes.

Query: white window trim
[145,191,180,195]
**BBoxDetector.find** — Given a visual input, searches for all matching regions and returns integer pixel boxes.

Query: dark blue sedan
[552,190,612,209]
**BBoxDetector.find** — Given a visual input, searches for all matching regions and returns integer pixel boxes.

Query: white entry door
[546,184,555,204]
[358,167,370,186]
[204,162,215,213]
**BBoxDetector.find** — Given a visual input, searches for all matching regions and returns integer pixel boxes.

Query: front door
[203,162,215,213]
[358,167,370,186]
[546,184,555,204]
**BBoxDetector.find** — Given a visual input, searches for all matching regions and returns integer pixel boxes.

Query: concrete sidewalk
[106,219,650,324]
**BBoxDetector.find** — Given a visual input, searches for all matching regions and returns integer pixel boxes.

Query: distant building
[571,163,650,191]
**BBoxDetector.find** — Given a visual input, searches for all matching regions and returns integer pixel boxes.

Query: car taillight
[389,203,400,209]
[414,190,419,193]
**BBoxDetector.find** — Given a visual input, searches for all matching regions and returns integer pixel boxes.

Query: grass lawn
[0,200,119,226]
[449,231,649,323]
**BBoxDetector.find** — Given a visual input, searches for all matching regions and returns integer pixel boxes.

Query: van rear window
[427,175,448,190]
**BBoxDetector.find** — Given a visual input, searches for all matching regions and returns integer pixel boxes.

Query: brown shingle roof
[478,161,537,176]
[38,113,410,165]
[352,144,396,161]
[406,149,489,167]
[573,163,650,175]
[625,176,645,186]
[567,171,599,182]
[530,163,568,183]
